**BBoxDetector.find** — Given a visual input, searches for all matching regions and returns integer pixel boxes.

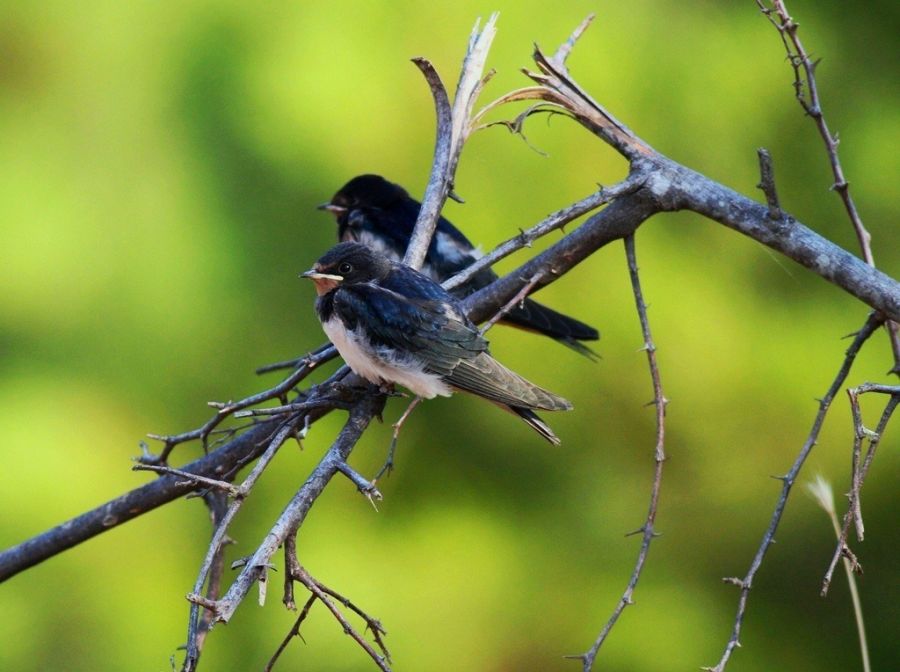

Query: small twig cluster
[821,383,899,594]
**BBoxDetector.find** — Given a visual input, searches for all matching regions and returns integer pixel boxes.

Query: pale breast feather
[321,315,452,399]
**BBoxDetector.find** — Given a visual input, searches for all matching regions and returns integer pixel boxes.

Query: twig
[443,174,644,292]
[405,14,498,270]
[265,594,316,671]
[552,13,595,66]
[193,489,231,659]
[571,235,667,671]
[336,461,383,503]
[256,343,336,375]
[479,270,545,335]
[805,477,871,672]
[757,1,872,263]
[821,384,899,595]
[704,312,883,672]
[756,148,782,220]
[462,196,658,324]
[233,399,347,418]
[509,19,647,160]
[286,555,391,670]
[756,0,900,373]
[182,419,302,672]
[195,394,384,627]
[132,463,242,497]
[144,344,336,463]
[0,418,281,582]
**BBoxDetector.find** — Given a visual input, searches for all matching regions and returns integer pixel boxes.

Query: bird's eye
[338,262,353,275]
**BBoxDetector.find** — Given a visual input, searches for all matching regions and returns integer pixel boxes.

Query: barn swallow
[318,174,599,358]
[302,242,572,444]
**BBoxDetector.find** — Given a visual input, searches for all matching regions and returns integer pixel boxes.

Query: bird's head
[317,174,408,219]
[301,242,391,296]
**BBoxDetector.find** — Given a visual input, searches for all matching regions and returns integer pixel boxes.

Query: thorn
[365,490,382,512]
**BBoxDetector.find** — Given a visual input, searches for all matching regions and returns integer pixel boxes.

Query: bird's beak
[317,202,347,215]
[301,269,344,296]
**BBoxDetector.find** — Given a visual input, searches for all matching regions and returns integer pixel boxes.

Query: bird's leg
[373,396,422,482]
[378,383,407,398]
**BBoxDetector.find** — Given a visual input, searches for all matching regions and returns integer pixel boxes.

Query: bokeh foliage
[0,1,897,670]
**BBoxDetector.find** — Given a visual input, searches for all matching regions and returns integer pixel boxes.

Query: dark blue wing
[333,282,487,376]
[380,263,462,305]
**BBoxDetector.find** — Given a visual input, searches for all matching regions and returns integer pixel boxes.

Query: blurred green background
[1,1,897,670]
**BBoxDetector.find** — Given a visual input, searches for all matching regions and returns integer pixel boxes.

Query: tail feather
[448,353,573,411]
[509,406,562,445]
[503,298,600,360]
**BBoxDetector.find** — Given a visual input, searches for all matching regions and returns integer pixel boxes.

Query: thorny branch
[142,343,337,464]
[283,533,391,671]
[442,173,645,292]
[702,313,883,672]
[821,383,899,595]
[194,490,230,654]
[181,418,309,671]
[756,0,900,372]
[570,235,667,671]
[265,594,316,672]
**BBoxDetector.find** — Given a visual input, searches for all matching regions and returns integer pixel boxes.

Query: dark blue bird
[318,174,599,358]
[302,242,572,444]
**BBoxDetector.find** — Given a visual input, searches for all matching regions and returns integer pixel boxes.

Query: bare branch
[756,0,900,373]
[443,173,645,292]
[757,1,872,263]
[463,194,658,324]
[3,13,899,672]
[0,419,277,582]
[479,271,546,335]
[144,344,337,463]
[573,235,667,671]
[284,533,391,671]
[477,26,900,323]
[704,313,884,672]
[265,594,316,671]
[198,393,384,626]
[191,490,231,660]
[405,14,498,270]
[182,418,303,671]
[132,463,243,497]
[551,13,595,66]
